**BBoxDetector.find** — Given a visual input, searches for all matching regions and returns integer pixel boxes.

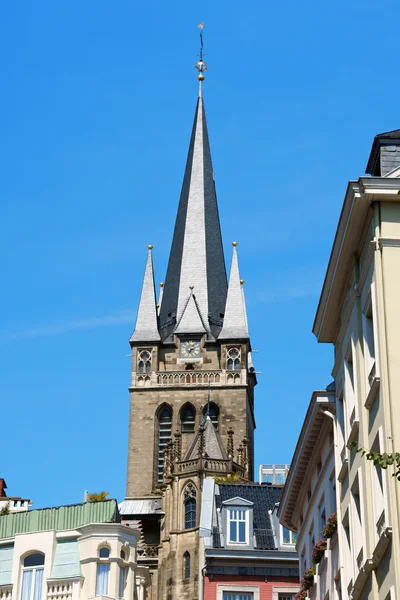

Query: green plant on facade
[350,441,400,480]
[214,472,241,484]
[0,503,10,516]
[87,491,110,502]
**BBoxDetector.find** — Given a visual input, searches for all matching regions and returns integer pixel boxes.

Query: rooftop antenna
[195,23,207,94]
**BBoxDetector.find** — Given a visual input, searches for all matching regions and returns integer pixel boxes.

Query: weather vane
[195,23,207,82]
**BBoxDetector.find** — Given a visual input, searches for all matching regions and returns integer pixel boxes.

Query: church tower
[120,34,257,600]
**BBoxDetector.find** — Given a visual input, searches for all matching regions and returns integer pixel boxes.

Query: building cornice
[313,176,400,343]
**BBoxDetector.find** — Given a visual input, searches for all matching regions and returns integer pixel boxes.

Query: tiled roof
[215,483,283,550]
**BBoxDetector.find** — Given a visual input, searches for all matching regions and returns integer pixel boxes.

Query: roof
[159,93,227,339]
[118,498,163,516]
[366,129,400,175]
[0,499,119,539]
[185,416,227,461]
[214,483,283,550]
[130,246,160,343]
[219,245,249,340]
[278,389,335,530]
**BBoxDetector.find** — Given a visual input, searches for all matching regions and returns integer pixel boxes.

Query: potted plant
[302,566,316,590]
[295,591,308,600]
[311,539,327,564]
[322,512,337,539]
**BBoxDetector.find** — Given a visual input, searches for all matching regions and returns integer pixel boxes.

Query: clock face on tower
[180,339,201,359]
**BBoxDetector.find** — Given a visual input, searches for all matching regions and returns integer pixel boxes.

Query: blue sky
[2,0,400,508]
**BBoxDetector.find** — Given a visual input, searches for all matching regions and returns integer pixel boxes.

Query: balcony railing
[0,586,12,600]
[132,369,245,388]
[174,457,245,476]
[47,582,73,600]
[137,544,159,558]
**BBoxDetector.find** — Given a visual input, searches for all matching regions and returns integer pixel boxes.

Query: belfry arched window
[157,406,172,483]
[227,347,241,371]
[184,483,197,529]
[138,350,151,373]
[180,404,196,433]
[21,552,45,600]
[202,402,219,430]
[183,551,191,579]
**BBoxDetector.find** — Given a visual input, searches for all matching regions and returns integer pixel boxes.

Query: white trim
[216,584,260,600]
[227,508,250,545]
[272,586,299,600]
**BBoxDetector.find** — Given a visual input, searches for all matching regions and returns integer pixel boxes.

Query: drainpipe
[201,564,207,600]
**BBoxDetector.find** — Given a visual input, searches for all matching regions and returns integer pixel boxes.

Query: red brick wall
[204,574,299,600]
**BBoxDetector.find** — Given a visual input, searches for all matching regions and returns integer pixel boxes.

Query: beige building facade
[280,130,400,600]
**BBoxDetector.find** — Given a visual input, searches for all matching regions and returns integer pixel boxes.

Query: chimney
[0,479,7,498]
[366,129,400,176]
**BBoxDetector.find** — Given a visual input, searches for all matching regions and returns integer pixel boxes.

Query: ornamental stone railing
[131,369,245,388]
[0,586,12,600]
[174,457,245,477]
[137,544,159,559]
[47,582,73,600]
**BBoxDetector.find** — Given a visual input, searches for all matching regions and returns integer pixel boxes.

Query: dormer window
[228,509,248,544]
[281,526,297,545]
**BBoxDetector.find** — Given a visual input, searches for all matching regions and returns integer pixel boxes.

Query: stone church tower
[120,60,257,600]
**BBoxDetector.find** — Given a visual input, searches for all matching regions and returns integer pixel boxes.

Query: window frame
[183,551,191,580]
[20,553,45,600]
[228,508,249,545]
[280,525,297,546]
[183,482,197,530]
[217,585,259,600]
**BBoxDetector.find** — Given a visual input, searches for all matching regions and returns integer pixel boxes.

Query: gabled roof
[366,128,400,176]
[130,246,160,343]
[185,416,227,461]
[159,93,227,339]
[175,292,208,334]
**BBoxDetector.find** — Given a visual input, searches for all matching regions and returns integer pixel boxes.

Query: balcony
[47,582,73,600]
[0,587,12,600]
[131,369,246,388]
[365,362,380,410]
[174,457,245,477]
[137,544,159,559]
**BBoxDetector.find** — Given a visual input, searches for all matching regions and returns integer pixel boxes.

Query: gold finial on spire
[232,241,238,247]
[147,244,153,250]
[189,285,194,290]
[195,23,207,82]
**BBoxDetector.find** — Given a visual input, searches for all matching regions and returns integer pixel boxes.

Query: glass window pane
[238,521,246,542]
[21,570,33,600]
[99,547,110,558]
[119,566,126,598]
[230,520,237,542]
[24,554,45,568]
[33,568,44,600]
[282,527,291,544]
[96,563,110,595]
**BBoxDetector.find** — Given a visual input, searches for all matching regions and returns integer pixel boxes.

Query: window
[203,402,219,429]
[119,566,127,598]
[227,348,241,371]
[281,526,297,545]
[157,406,172,483]
[279,596,294,600]
[183,551,190,579]
[120,548,127,560]
[184,483,197,529]
[96,564,110,596]
[137,350,151,373]
[21,553,44,600]
[223,594,253,600]
[99,547,110,558]
[363,294,376,383]
[181,404,195,433]
[228,509,248,544]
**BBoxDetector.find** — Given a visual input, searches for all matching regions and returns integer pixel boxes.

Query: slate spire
[130,245,160,343]
[159,93,227,339]
[219,243,249,340]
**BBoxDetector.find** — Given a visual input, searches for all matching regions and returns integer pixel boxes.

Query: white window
[96,546,110,596]
[217,586,259,600]
[272,587,298,600]
[223,594,253,600]
[21,553,45,600]
[119,566,127,598]
[228,509,248,543]
[281,526,297,545]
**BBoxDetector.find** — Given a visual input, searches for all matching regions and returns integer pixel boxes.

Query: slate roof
[159,94,227,340]
[219,245,249,340]
[215,483,283,550]
[366,128,400,175]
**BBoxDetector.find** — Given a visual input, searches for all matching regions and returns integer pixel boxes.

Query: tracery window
[21,553,45,600]
[181,404,196,433]
[183,551,191,579]
[202,402,219,430]
[137,350,152,373]
[227,348,241,371]
[184,483,197,529]
[157,406,172,483]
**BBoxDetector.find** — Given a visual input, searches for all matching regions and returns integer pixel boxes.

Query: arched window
[21,552,45,600]
[137,350,152,373]
[96,547,110,595]
[203,402,219,430]
[183,551,191,579]
[180,404,195,433]
[184,483,197,529]
[227,347,241,371]
[157,406,172,483]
